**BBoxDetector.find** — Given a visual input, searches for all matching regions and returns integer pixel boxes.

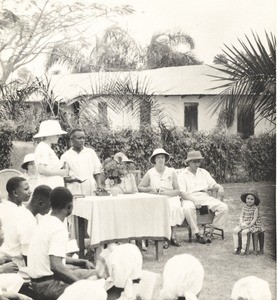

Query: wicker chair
[0,169,22,199]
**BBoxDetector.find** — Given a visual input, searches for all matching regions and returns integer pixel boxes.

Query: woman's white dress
[147,167,184,226]
[34,141,64,188]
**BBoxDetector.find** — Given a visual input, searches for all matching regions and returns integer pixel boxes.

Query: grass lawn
[141,181,276,300]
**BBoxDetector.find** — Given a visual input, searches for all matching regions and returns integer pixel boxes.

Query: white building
[49,65,275,136]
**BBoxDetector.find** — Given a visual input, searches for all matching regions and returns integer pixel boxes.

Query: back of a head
[106,243,143,289]
[231,276,272,300]
[57,279,107,300]
[31,185,52,202]
[50,187,73,210]
[6,176,26,195]
[161,254,204,300]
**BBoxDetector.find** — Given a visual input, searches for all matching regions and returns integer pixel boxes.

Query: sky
[103,0,276,64]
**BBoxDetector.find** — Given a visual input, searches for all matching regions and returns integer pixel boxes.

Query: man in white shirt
[0,179,52,267]
[61,129,102,196]
[27,187,95,300]
[178,150,228,242]
[0,177,32,267]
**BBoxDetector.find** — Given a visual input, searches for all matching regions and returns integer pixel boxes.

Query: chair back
[0,169,22,199]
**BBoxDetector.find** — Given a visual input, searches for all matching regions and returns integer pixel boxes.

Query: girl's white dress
[147,167,185,226]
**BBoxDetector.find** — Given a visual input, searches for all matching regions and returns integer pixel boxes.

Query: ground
[140,182,276,300]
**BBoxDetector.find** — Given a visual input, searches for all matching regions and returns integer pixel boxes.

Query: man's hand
[217,186,225,201]
[0,261,19,273]
[195,204,202,209]
[0,254,12,264]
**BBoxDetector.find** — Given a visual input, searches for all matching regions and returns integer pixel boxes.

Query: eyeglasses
[190,160,202,164]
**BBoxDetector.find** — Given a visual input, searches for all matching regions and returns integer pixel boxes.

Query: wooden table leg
[78,217,85,258]
[155,240,163,261]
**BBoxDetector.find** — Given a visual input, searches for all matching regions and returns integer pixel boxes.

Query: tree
[90,25,142,71]
[0,0,134,84]
[210,31,276,127]
[146,30,202,69]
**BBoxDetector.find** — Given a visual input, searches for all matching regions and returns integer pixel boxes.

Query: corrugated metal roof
[49,64,229,102]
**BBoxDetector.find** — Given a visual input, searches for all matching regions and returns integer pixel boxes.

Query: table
[72,193,171,260]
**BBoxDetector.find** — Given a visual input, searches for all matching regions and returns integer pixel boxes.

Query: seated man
[178,150,228,243]
[27,187,95,300]
[0,179,52,267]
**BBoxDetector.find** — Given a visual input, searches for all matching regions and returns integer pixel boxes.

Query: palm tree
[210,31,276,127]
[90,25,142,71]
[146,30,202,69]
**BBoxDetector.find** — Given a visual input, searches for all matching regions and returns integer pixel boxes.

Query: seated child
[233,188,263,255]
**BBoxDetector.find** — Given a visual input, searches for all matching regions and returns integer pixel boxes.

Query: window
[237,106,254,138]
[184,103,198,132]
[98,102,108,126]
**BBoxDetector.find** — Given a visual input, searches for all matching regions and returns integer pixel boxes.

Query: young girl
[233,188,262,255]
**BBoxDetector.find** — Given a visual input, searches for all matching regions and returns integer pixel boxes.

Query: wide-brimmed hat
[185,150,204,163]
[150,148,170,165]
[114,152,134,164]
[21,153,35,170]
[33,120,67,138]
[241,188,260,206]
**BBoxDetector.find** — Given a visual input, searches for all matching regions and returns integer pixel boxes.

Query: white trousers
[182,193,228,235]
[0,273,24,292]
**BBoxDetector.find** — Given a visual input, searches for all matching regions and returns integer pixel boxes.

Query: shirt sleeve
[203,169,217,189]
[48,229,68,258]
[91,149,102,174]
[177,171,187,192]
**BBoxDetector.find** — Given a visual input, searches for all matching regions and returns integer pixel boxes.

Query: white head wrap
[57,279,107,300]
[105,244,142,300]
[231,276,272,300]
[161,254,204,300]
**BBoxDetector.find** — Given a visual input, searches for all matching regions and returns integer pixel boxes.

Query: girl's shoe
[233,248,240,255]
[240,249,246,256]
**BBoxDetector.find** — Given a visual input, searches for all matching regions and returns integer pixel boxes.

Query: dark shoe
[196,234,206,244]
[170,238,181,247]
[163,240,169,249]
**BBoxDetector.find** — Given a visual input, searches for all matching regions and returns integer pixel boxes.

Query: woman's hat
[33,120,67,138]
[114,152,134,163]
[185,150,204,163]
[241,188,260,206]
[150,148,170,165]
[21,153,35,170]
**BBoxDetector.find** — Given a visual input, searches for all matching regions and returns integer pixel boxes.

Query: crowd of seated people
[0,120,270,299]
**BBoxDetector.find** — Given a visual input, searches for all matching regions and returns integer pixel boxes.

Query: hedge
[0,121,15,170]
[1,124,275,183]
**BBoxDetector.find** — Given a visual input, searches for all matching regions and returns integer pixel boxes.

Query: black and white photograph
[0,0,275,299]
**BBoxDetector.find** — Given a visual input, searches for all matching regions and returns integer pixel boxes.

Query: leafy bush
[0,121,15,169]
[243,134,276,181]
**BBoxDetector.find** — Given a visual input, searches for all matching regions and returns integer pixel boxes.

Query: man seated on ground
[178,150,228,243]
[0,218,32,300]
[27,187,95,300]
[0,178,52,267]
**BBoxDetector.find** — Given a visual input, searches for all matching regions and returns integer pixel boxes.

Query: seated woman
[138,148,184,248]
[161,254,204,300]
[114,152,138,194]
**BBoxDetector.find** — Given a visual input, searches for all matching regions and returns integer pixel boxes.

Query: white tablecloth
[72,193,171,246]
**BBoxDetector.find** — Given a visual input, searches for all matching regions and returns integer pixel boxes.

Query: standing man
[61,129,102,196]
[27,187,95,300]
[178,150,228,242]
